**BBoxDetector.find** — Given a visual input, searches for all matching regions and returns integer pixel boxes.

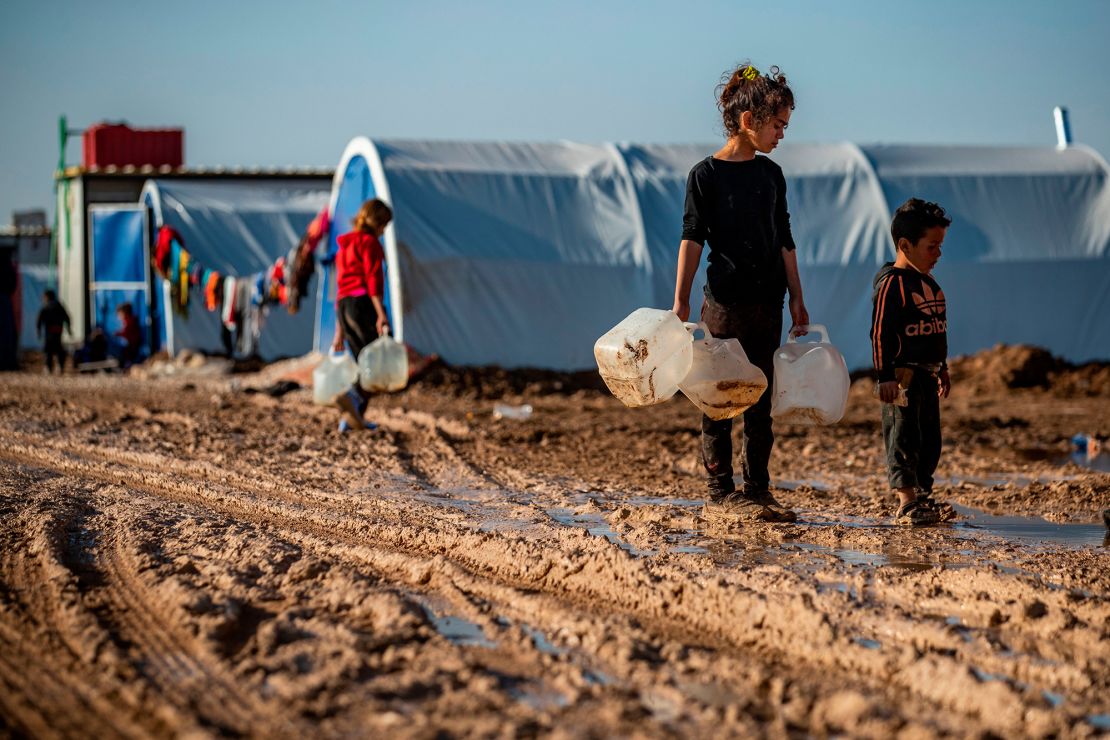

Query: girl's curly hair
[716,61,795,138]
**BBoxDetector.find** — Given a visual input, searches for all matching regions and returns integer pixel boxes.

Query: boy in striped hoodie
[871,198,956,526]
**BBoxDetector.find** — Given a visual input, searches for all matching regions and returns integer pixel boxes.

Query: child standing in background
[871,198,956,526]
[37,289,70,374]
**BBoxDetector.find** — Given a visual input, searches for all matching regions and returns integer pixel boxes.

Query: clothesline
[152,207,329,355]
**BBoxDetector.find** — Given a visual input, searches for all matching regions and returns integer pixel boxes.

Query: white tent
[321,138,1110,370]
[143,179,330,359]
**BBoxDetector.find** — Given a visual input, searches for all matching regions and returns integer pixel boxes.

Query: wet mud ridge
[0,368,1108,737]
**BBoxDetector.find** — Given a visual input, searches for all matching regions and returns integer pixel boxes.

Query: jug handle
[787,323,829,344]
[689,322,714,341]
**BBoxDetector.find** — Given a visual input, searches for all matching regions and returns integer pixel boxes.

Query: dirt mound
[949,344,1110,397]
[416,362,607,399]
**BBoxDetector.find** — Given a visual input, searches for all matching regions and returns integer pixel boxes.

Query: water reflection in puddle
[1042,690,1065,708]
[953,506,1107,548]
[1087,714,1110,731]
[418,603,496,648]
[545,507,657,557]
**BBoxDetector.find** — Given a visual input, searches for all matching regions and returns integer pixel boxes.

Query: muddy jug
[770,324,850,425]
[679,324,768,420]
[357,330,409,392]
[594,307,697,407]
[313,350,358,405]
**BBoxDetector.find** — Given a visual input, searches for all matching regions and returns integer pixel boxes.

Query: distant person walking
[37,289,71,373]
[672,61,809,522]
[332,198,392,432]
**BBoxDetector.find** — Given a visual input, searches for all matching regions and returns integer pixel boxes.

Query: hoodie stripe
[872,275,893,370]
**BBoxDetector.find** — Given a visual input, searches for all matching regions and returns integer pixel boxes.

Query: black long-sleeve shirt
[870,263,948,382]
[681,155,796,306]
[37,300,70,337]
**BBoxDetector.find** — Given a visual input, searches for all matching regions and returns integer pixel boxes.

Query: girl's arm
[671,239,703,321]
[370,295,390,336]
[783,247,809,336]
[332,318,345,351]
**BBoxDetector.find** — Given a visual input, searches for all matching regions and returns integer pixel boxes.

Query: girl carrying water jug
[672,61,809,522]
[332,198,392,432]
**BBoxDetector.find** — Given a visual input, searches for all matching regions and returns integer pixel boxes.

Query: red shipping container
[82,123,184,169]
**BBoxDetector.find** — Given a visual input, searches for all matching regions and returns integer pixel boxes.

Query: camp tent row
[319,138,1110,370]
[54,174,329,362]
[66,138,1110,369]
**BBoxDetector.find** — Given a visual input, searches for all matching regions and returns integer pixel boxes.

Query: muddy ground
[1,346,1108,738]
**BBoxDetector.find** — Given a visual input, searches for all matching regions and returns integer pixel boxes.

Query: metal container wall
[82,124,184,169]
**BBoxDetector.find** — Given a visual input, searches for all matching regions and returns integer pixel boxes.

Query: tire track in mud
[3,437,1099,736]
[0,472,172,739]
[92,524,294,737]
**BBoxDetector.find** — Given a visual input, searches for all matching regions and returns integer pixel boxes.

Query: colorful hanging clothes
[205,271,221,312]
[154,225,183,277]
[287,207,329,313]
[222,276,238,330]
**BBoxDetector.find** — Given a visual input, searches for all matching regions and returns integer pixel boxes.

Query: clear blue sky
[2,0,1109,220]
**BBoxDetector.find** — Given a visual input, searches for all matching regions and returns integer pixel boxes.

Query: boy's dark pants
[882,369,941,492]
[44,334,66,373]
[700,298,782,497]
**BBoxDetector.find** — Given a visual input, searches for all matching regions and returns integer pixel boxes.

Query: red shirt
[116,314,141,349]
[335,231,385,300]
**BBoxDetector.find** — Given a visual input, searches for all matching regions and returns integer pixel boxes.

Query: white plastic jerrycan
[770,324,850,425]
[313,350,358,405]
[358,330,409,392]
[679,324,768,420]
[594,307,697,407]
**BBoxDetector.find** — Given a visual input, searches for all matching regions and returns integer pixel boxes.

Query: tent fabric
[323,138,1110,370]
[142,179,329,360]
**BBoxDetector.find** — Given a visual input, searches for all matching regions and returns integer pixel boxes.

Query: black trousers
[337,295,380,397]
[699,298,782,496]
[881,369,941,491]
[44,334,66,373]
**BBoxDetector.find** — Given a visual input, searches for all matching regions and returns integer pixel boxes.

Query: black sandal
[917,493,957,522]
[895,499,941,527]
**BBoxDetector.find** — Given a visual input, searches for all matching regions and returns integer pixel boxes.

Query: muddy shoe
[705,492,777,523]
[335,389,370,431]
[894,499,941,527]
[746,489,798,523]
[917,492,956,522]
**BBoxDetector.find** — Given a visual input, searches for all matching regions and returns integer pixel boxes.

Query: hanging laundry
[178,249,191,314]
[153,225,184,277]
[205,271,221,312]
[287,206,329,313]
[222,276,238,330]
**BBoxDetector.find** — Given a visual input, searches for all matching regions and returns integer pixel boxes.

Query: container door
[88,205,151,359]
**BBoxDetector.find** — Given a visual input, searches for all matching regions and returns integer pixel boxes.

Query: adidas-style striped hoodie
[870,263,948,383]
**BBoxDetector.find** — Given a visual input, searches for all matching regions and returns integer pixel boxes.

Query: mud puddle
[953,505,1109,548]
[545,507,657,557]
[416,598,496,648]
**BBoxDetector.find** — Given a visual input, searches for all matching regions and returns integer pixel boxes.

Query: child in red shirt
[115,302,142,368]
[332,198,392,431]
